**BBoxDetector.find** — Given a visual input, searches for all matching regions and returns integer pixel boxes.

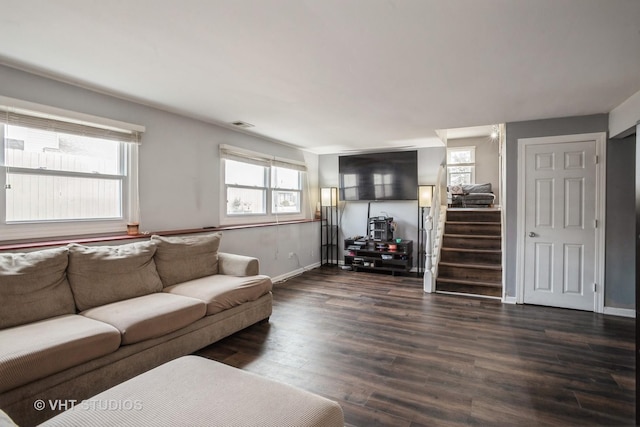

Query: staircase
[436,208,502,298]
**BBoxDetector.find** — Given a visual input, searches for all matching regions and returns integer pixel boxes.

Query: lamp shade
[418,185,434,208]
[321,187,337,207]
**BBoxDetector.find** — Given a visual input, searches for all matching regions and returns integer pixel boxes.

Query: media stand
[344,238,413,276]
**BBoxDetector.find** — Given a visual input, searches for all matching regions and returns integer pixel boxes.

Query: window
[447,146,475,186]
[220,144,306,224]
[0,97,144,241]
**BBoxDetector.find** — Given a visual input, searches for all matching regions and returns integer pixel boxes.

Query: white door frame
[516,132,607,313]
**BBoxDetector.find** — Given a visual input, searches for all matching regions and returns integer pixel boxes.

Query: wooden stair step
[436,278,502,297]
[443,233,501,239]
[441,247,501,254]
[440,247,501,264]
[442,234,501,250]
[446,221,501,225]
[438,261,502,270]
[446,209,501,223]
[438,262,502,282]
[436,277,502,289]
[444,222,501,236]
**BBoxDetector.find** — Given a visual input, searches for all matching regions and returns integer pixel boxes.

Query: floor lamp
[320,187,338,266]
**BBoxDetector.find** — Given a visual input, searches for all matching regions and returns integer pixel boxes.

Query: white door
[522,138,598,310]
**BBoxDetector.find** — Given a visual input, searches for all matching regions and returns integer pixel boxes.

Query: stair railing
[423,164,446,292]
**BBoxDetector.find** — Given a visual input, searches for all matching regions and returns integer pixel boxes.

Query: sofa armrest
[218,252,259,276]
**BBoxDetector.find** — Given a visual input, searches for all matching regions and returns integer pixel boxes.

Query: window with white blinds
[0,97,145,241]
[219,144,307,224]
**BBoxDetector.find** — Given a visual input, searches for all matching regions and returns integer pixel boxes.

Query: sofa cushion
[464,193,495,201]
[81,293,207,345]
[164,274,273,315]
[218,252,260,276]
[151,233,222,287]
[39,356,344,427]
[67,241,163,311]
[0,314,121,393]
[464,183,492,194]
[0,247,76,330]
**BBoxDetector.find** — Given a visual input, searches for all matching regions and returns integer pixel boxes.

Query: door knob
[529,232,537,237]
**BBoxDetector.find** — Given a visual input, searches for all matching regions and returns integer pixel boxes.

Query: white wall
[219,222,320,280]
[319,147,445,264]
[0,64,320,278]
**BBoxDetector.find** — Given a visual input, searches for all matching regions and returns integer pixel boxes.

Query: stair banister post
[423,213,434,292]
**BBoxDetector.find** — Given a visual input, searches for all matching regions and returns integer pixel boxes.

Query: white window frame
[0,96,144,242]
[447,146,476,186]
[219,144,307,225]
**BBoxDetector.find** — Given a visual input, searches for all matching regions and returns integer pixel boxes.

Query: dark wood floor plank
[195,267,635,426]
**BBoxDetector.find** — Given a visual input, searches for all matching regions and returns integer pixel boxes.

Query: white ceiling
[1,0,639,154]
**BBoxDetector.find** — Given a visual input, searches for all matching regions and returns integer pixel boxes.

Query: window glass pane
[226,187,266,215]
[449,173,471,186]
[448,165,474,186]
[225,159,266,187]
[271,167,300,189]
[6,173,122,221]
[448,150,471,164]
[273,190,300,213]
[5,125,121,175]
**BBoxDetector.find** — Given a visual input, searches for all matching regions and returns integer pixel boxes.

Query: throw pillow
[67,241,163,311]
[0,247,76,329]
[449,185,464,195]
[151,232,222,287]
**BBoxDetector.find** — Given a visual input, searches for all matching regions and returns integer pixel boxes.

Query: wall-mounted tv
[339,150,418,201]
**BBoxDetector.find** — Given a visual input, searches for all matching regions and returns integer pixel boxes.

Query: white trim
[0,218,127,241]
[499,124,507,301]
[516,132,607,313]
[436,290,501,300]
[603,306,636,318]
[609,89,640,138]
[516,140,526,305]
[0,95,145,134]
[271,262,321,284]
[594,136,606,314]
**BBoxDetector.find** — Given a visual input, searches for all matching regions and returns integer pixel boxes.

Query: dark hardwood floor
[196,267,635,426]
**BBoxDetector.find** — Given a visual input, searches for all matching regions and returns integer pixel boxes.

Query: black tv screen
[339,151,418,201]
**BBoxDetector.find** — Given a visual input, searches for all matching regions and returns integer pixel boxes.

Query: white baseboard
[603,306,636,318]
[436,290,501,300]
[272,262,320,284]
[502,296,517,304]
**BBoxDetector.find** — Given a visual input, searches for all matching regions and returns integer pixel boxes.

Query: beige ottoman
[39,356,344,427]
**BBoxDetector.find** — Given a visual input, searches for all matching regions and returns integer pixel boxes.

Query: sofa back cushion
[463,183,492,194]
[151,233,221,287]
[67,241,163,311]
[0,247,75,329]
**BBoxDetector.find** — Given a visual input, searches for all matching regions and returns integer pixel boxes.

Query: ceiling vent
[230,121,254,129]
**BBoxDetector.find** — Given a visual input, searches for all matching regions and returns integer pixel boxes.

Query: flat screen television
[339,151,418,201]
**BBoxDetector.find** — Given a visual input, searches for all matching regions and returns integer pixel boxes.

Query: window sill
[0,219,320,251]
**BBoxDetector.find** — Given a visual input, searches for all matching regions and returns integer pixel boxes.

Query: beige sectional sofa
[0,232,273,426]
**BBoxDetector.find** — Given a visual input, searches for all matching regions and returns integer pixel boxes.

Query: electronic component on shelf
[368,217,394,241]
